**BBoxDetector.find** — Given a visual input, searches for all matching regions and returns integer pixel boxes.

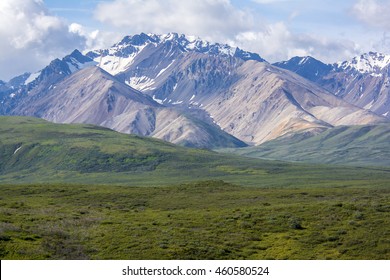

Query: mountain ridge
[274,52,390,119]
[0,32,388,148]
[10,66,246,149]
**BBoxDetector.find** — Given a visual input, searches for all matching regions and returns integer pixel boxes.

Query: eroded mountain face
[0,33,388,148]
[11,66,246,149]
[274,52,390,119]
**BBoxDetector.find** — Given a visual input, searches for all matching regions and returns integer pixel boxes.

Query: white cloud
[68,23,118,51]
[252,0,290,3]
[234,22,361,63]
[0,0,368,81]
[350,0,390,55]
[235,23,291,60]
[352,0,390,29]
[93,0,360,64]
[0,0,87,80]
[94,0,261,43]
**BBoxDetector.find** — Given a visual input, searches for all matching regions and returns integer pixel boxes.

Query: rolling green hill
[0,116,229,185]
[222,124,390,167]
[1,116,389,187]
[1,117,390,260]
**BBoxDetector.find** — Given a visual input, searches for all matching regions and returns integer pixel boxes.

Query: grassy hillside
[1,116,389,187]
[0,117,389,260]
[0,116,247,184]
[222,124,390,167]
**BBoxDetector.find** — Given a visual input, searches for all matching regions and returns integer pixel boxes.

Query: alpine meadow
[0,116,389,259]
[1,3,390,260]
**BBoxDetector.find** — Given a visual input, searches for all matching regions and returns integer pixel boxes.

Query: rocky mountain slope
[0,50,96,115]
[275,52,390,119]
[86,32,265,79]
[0,33,388,148]
[84,33,386,144]
[10,66,245,149]
[203,61,384,144]
[273,56,333,83]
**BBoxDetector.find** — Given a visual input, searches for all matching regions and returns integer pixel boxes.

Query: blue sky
[1,0,390,80]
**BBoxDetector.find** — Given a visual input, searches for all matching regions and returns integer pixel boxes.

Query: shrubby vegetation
[0,117,389,259]
[0,181,389,259]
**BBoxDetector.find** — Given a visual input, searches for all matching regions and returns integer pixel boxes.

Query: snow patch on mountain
[364,100,375,110]
[94,44,148,75]
[86,32,266,76]
[67,58,96,73]
[156,60,176,78]
[24,71,41,85]
[337,52,390,75]
[127,76,155,91]
[152,95,164,104]
[298,57,309,65]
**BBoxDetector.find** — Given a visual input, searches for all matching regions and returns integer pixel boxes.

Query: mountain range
[0,32,389,154]
[274,52,390,118]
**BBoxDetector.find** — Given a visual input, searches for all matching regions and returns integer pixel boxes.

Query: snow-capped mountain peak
[337,52,390,76]
[86,32,266,76]
[20,49,96,87]
[158,32,266,62]
[63,49,97,73]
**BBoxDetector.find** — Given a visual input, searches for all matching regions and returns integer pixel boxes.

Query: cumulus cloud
[0,0,87,80]
[68,23,120,52]
[94,0,360,64]
[94,0,261,43]
[252,0,290,3]
[352,0,390,29]
[234,22,360,63]
[0,0,366,80]
[350,0,390,55]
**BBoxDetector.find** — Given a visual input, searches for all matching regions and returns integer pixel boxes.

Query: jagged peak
[277,56,329,66]
[64,49,93,64]
[337,51,390,75]
[117,32,158,47]
[96,32,266,62]
[69,49,83,57]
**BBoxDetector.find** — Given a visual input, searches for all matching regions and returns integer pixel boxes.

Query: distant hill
[0,116,282,185]
[223,124,390,167]
[2,116,389,186]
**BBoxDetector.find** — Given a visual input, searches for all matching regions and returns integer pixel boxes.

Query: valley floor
[0,181,389,260]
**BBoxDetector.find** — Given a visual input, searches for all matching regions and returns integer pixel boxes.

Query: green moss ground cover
[0,181,389,260]
[0,117,389,260]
